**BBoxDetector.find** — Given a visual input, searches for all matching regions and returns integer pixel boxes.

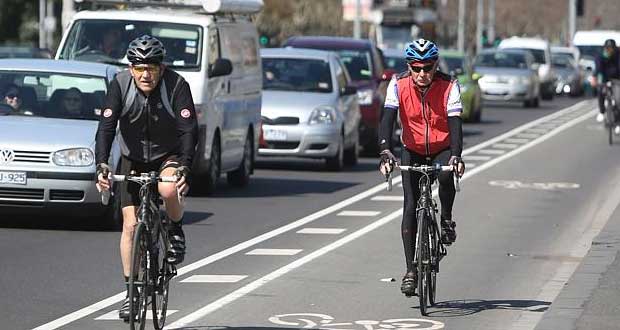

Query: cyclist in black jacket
[95,35,198,321]
[594,39,620,131]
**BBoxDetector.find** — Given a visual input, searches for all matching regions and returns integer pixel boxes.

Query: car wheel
[344,135,359,166]
[202,135,221,194]
[326,135,344,171]
[541,85,554,100]
[227,132,252,187]
[532,94,540,107]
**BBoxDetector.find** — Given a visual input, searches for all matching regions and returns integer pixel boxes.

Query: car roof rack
[74,0,263,14]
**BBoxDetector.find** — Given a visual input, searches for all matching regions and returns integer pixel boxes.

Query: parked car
[56,0,263,193]
[474,49,541,108]
[284,36,389,154]
[259,48,360,170]
[0,59,121,228]
[439,50,483,122]
[551,51,584,96]
[498,37,555,100]
[381,48,408,73]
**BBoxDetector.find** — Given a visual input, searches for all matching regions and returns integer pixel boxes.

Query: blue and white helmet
[405,38,439,62]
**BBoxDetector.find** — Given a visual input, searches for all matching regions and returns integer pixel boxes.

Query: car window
[0,71,107,120]
[335,49,373,81]
[59,19,202,69]
[444,56,465,74]
[475,52,529,69]
[207,27,221,67]
[336,62,347,91]
[262,58,333,93]
[384,55,408,72]
[507,48,546,64]
[552,54,575,68]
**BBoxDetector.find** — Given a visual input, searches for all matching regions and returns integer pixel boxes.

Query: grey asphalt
[0,96,596,330]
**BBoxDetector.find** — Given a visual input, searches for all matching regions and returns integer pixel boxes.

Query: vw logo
[0,149,15,164]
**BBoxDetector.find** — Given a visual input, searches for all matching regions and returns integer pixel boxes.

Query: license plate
[0,171,27,185]
[263,129,288,141]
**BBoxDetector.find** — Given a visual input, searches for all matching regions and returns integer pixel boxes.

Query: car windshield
[262,58,332,93]
[0,71,107,120]
[508,48,546,64]
[384,55,407,72]
[444,56,464,73]
[475,52,528,69]
[576,45,603,59]
[552,54,575,68]
[335,49,373,81]
[58,19,202,69]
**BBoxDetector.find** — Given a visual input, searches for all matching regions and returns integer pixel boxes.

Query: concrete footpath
[535,199,620,330]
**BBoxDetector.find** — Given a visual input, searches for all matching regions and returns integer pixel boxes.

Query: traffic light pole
[569,0,576,46]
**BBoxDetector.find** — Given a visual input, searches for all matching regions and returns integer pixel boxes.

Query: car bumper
[479,82,533,102]
[259,124,340,158]
[0,173,105,215]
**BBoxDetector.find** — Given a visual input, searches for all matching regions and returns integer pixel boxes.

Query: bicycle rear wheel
[416,209,430,316]
[606,102,615,145]
[152,222,170,330]
[129,222,148,330]
[427,218,438,306]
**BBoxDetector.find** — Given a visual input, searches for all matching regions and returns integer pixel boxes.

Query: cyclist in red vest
[378,39,465,296]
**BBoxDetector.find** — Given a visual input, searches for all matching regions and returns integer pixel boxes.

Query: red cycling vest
[396,72,455,156]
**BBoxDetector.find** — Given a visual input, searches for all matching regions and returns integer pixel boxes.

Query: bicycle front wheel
[606,107,615,145]
[416,208,430,316]
[152,222,170,330]
[427,218,438,306]
[129,222,148,330]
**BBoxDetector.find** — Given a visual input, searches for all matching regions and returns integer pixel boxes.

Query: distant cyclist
[95,35,198,321]
[594,38,620,133]
[378,39,465,297]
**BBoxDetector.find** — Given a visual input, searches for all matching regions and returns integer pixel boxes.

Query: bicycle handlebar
[99,172,182,205]
[386,163,461,192]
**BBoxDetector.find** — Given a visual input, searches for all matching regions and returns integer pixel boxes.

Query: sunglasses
[409,63,436,73]
[132,65,160,74]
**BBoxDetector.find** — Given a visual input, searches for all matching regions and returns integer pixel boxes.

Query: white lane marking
[166,209,405,329]
[371,196,404,201]
[246,249,303,256]
[95,310,178,320]
[504,138,530,144]
[167,104,597,330]
[510,147,620,330]
[493,143,519,149]
[478,149,506,155]
[31,100,595,330]
[297,228,347,235]
[181,275,248,283]
[516,133,540,139]
[526,128,549,134]
[463,155,492,161]
[337,210,381,217]
[467,163,478,168]
[489,180,580,190]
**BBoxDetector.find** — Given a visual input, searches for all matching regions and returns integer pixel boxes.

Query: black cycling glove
[96,163,111,180]
[175,166,191,181]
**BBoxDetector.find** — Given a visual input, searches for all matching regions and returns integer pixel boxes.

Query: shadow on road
[421,299,551,317]
[176,327,300,330]
[255,157,377,173]
[0,214,111,231]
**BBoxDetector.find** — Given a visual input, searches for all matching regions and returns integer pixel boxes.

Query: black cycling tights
[401,148,456,273]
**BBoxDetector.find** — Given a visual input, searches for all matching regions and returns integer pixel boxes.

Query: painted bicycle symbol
[268,313,444,330]
[488,180,580,191]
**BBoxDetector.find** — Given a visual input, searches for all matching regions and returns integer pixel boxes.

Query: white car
[0,59,121,228]
[499,37,555,100]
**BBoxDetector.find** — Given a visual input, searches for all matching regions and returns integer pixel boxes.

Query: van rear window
[59,19,202,69]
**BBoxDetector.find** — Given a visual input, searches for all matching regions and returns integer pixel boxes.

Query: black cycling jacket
[596,50,620,83]
[95,68,198,167]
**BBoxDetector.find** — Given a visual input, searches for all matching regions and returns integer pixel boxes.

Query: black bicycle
[107,172,179,330]
[387,163,459,316]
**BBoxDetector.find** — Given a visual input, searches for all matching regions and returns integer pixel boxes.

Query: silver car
[0,59,120,227]
[259,48,360,170]
[551,52,584,96]
[474,49,541,108]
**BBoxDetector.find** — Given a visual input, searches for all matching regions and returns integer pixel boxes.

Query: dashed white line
[464,155,492,161]
[337,210,381,217]
[516,133,540,139]
[504,138,530,144]
[493,143,519,149]
[467,163,478,168]
[245,249,303,256]
[180,275,248,283]
[95,310,178,321]
[296,228,347,235]
[371,195,404,201]
[478,149,506,155]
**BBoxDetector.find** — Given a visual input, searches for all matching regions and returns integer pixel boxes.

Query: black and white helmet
[126,35,166,65]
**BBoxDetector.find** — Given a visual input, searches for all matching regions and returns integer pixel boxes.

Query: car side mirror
[382,69,396,81]
[341,85,357,95]
[209,58,233,77]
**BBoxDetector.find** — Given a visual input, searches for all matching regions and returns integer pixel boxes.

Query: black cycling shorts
[118,154,180,208]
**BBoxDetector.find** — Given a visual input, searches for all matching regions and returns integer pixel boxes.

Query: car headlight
[356,89,374,105]
[309,106,336,125]
[52,148,94,166]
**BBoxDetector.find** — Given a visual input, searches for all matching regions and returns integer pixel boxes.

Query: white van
[573,30,620,62]
[56,0,263,193]
[498,37,555,100]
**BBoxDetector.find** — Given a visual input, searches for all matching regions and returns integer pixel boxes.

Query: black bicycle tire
[129,222,148,330]
[152,222,170,330]
[428,217,437,306]
[417,208,429,316]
